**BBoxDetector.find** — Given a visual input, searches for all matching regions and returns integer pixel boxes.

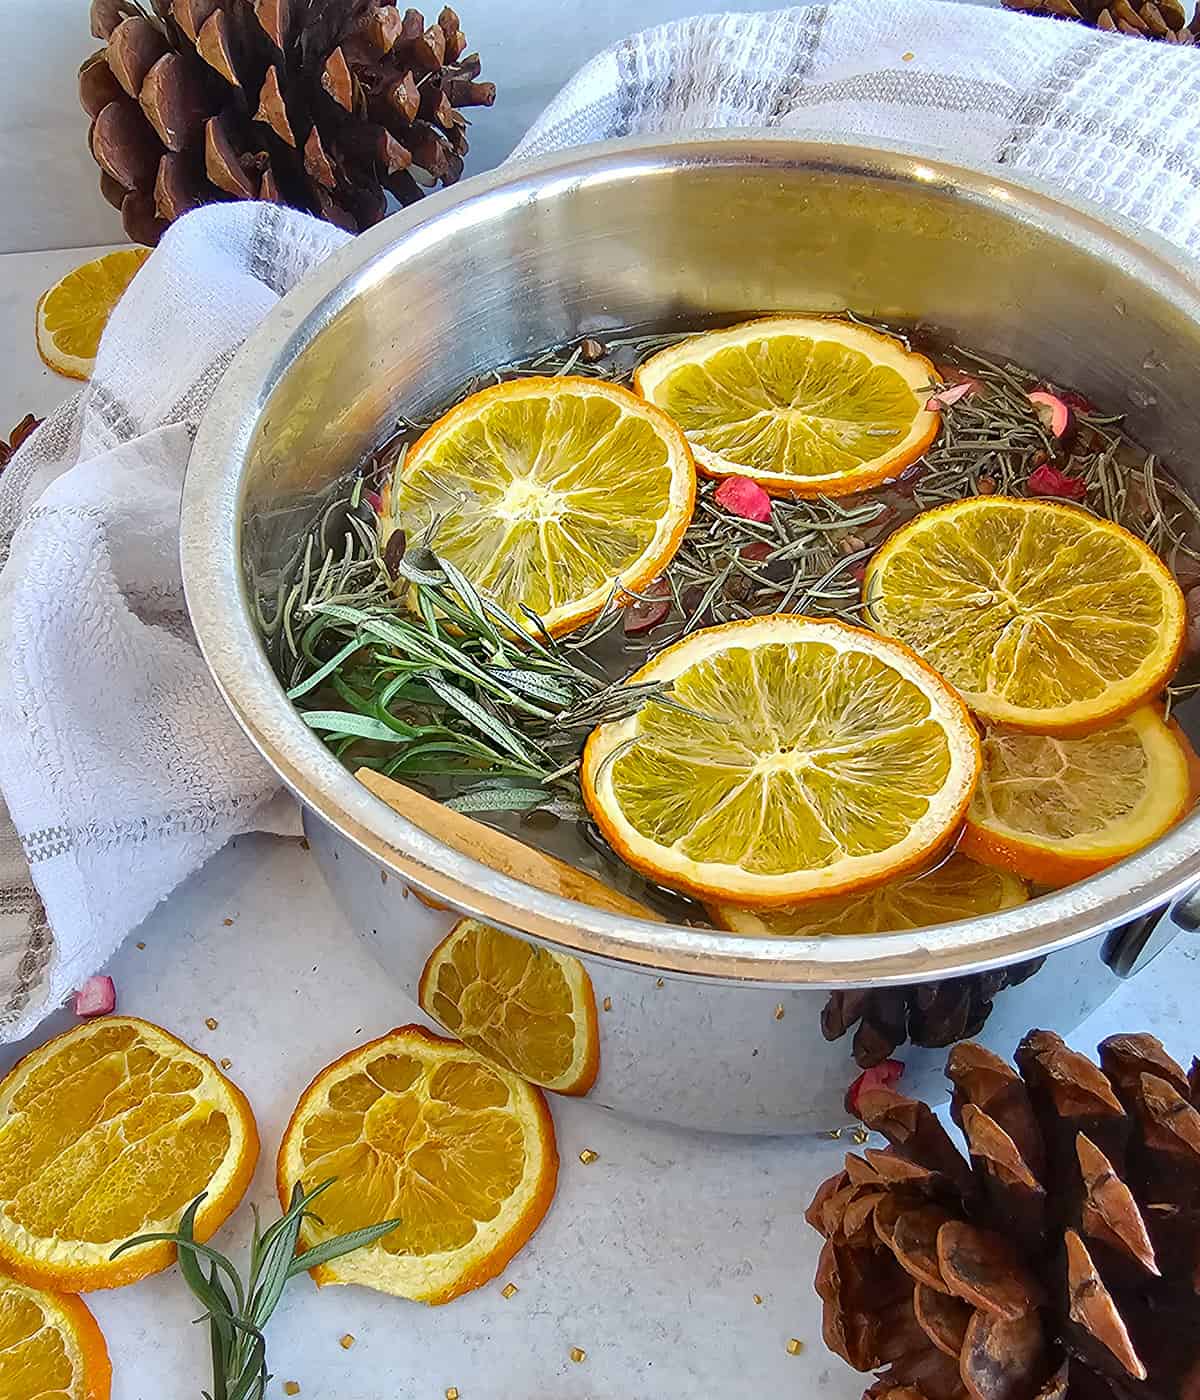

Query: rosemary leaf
[301,711,403,742]
[285,638,364,700]
[445,786,553,814]
[113,1182,400,1400]
[289,1218,408,1275]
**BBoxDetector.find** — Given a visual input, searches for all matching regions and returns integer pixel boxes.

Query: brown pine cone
[1002,0,1197,42]
[807,1030,1200,1399]
[0,415,42,472]
[822,958,1046,1070]
[80,0,496,244]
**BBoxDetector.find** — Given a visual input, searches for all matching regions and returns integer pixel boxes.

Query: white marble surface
[0,6,1191,1399]
[4,832,1199,1400]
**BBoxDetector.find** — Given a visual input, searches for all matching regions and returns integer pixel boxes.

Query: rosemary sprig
[111,1181,400,1400]
[265,504,689,813]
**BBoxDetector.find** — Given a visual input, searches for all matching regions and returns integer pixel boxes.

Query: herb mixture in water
[258,315,1200,930]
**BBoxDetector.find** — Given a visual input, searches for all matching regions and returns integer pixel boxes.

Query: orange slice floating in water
[581,615,981,907]
[379,376,695,637]
[960,706,1193,886]
[864,496,1186,734]
[633,316,939,497]
[710,853,1027,936]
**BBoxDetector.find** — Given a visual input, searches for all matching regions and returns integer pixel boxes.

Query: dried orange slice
[960,706,1193,886]
[419,918,599,1096]
[633,317,939,497]
[1168,715,1200,802]
[0,1274,111,1399]
[276,1024,557,1304]
[581,615,981,907]
[710,853,1027,936]
[379,376,695,637]
[0,1017,258,1292]
[864,496,1186,734]
[36,249,151,380]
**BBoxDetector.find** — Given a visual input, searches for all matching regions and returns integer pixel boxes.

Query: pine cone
[807,1030,1200,1399]
[823,959,1047,1070]
[1003,0,1197,42]
[80,0,495,244]
[0,415,42,473]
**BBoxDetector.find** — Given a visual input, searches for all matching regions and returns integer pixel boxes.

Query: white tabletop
[0,7,1190,1400]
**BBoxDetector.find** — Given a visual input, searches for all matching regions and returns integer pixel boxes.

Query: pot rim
[182,129,1200,989]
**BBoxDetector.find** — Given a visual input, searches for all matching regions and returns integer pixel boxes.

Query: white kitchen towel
[2,0,1200,1040]
[0,203,349,1038]
[515,1,1200,254]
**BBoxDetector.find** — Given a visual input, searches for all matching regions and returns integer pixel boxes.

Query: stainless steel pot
[182,133,1200,1134]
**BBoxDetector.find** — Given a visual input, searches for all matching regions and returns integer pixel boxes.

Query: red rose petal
[714,475,772,523]
[740,540,774,564]
[73,975,116,1018]
[845,1058,905,1117]
[1027,463,1087,500]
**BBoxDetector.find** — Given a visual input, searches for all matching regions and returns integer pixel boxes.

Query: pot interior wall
[227,140,1200,976]
[241,148,1200,552]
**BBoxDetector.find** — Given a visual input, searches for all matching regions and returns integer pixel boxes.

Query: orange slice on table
[36,248,151,381]
[0,1273,111,1399]
[581,615,981,907]
[379,376,695,637]
[632,316,939,497]
[0,1017,258,1292]
[419,918,599,1096]
[864,496,1186,735]
[710,853,1027,937]
[960,706,1193,886]
[277,1024,558,1304]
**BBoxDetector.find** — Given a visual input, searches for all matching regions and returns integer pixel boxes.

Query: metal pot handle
[1104,883,1200,978]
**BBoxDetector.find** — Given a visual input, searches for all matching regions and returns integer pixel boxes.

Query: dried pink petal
[847,1059,906,1117]
[1028,391,1074,439]
[714,475,772,522]
[926,380,976,410]
[73,974,116,1017]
